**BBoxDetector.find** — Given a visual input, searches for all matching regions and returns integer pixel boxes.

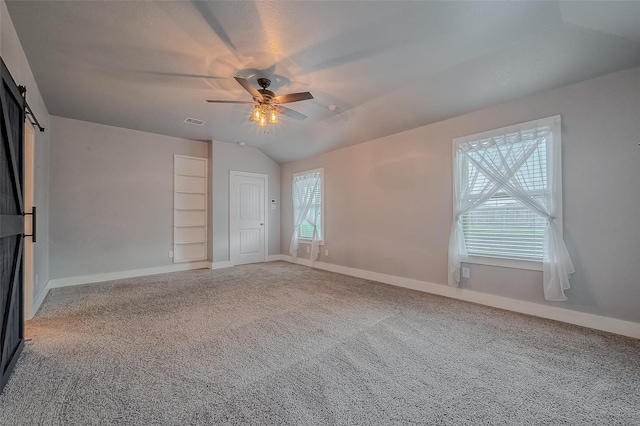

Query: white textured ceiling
[6,1,640,163]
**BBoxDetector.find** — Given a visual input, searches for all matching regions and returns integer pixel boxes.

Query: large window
[289,168,324,260]
[293,168,323,241]
[449,115,574,301]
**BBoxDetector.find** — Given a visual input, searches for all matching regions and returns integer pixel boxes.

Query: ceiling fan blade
[144,71,225,80]
[277,106,307,121]
[206,100,254,104]
[234,77,263,101]
[275,92,314,104]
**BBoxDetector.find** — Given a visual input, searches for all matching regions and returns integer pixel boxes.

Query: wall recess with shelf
[173,155,208,263]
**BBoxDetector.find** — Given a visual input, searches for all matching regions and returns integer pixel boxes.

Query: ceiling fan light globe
[269,109,278,124]
[253,106,262,121]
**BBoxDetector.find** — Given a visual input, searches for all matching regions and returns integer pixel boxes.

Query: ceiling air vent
[184,117,205,126]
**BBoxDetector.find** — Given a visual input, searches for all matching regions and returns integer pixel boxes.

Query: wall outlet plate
[168,251,174,258]
[325,249,329,256]
[462,267,470,278]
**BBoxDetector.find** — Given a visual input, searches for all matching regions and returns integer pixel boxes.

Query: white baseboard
[27,283,50,320]
[279,255,640,339]
[210,255,281,268]
[211,261,233,270]
[48,261,211,289]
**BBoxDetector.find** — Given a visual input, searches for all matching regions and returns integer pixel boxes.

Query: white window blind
[295,171,323,240]
[461,137,548,261]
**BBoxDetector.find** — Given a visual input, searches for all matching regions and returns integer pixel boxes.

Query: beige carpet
[1,262,638,425]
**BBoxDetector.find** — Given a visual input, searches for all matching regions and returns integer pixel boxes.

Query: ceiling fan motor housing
[257,89,275,103]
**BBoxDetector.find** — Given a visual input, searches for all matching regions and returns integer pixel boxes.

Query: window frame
[452,115,562,271]
[293,167,325,245]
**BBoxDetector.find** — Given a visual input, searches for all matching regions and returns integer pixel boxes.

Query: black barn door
[0,58,25,393]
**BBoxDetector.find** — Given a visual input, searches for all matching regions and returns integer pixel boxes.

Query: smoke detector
[184,117,205,126]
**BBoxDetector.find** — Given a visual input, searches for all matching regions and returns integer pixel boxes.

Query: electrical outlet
[168,251,174,258]
[462,267,470,278]
[324,249,329,256]
[306,246,310,253]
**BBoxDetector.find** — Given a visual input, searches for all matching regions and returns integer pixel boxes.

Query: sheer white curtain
[448,155,498,286]
[290,171,322,260]
[449,120,574,301]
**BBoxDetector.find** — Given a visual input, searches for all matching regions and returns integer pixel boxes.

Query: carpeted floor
[1,262,638,425]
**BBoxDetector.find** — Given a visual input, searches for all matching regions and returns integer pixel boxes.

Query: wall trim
[211,261,233,270]
[278,255,640,339]
[213,258,283,268]
[212,258,285,268]
[28,284,50,320]
[48,261,211,289]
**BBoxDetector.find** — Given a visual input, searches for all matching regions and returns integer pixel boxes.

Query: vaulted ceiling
[6,1,640,163]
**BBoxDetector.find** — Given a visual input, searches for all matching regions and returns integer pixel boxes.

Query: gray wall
[211,140,280,263]
[49,117,207,279]
[281,67,640,323]
[1,1,51,300]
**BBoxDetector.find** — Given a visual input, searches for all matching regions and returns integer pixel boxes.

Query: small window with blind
[292,168,324,242]
[453,116,562,269]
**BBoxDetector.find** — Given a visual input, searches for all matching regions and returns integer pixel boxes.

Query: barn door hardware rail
[24,206,36,243]
[18,85,45,132]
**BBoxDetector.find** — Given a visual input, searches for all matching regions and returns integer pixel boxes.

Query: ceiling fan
[206,77,313,126]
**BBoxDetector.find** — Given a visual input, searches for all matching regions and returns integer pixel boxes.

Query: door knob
[260,223,264,225]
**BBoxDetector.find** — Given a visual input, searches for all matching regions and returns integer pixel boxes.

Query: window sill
[465,255,542,271]
[298,239,325,246]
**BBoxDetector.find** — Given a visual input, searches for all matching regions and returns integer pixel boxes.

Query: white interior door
[230,171,267,265]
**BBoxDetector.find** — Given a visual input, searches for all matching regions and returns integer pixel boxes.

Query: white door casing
[23,123,35,319]
[229,171,268,265]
